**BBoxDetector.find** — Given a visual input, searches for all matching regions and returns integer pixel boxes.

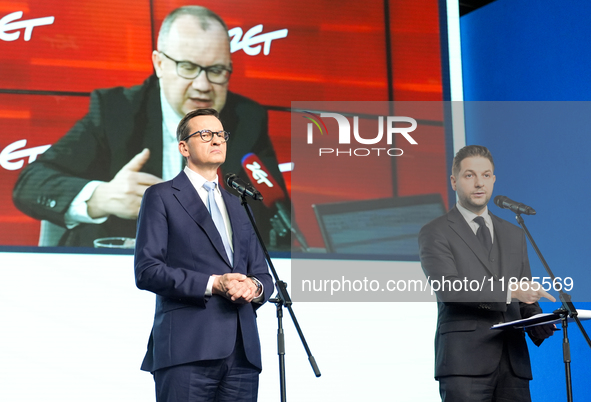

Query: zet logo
[0,11,55,42]
[0,139,50,170]
[229,25,288,56]
[303,111,418,157]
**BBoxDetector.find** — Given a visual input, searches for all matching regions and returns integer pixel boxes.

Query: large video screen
[1,0,449,254]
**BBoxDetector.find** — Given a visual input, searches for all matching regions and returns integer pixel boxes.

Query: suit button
[490,258,495,262]
[49,200,56,208]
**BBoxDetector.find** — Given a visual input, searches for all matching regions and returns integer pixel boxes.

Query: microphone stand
[238,192,321,402]
[514,213,591,402]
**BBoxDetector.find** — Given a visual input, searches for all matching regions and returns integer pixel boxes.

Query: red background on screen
[0,94,90,245]
[1,0,447,248]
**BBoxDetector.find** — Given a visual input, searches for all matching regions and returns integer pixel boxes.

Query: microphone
[494,195,536,215]
[241,153,310,251]
[225,173,263,201]
[241,153,284,208]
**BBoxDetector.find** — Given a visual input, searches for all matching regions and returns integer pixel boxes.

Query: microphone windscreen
[225,173,238,187]
[241,153,284,208]
[493,195,507,208]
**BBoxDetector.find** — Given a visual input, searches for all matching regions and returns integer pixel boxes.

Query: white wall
[0,252,439,401]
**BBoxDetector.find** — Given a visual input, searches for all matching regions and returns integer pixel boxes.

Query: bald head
[157,6,228,52]
[152,6,231,117]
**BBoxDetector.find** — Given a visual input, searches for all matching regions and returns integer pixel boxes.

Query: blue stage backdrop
[462,1,591,401]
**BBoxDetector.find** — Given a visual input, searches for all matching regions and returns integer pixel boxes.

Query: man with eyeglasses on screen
[13,5,289,249]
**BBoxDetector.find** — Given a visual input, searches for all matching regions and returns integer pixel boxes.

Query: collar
[456,202,492,228]
[184,166,219,191]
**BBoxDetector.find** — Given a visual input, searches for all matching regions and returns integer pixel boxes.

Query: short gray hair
[157,6,228,51]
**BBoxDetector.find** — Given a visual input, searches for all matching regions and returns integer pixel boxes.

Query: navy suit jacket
[419,206,542,379]
[134,171,273,373]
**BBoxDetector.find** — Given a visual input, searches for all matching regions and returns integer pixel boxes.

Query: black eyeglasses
[160,52,232,84]
[182,130,230,143]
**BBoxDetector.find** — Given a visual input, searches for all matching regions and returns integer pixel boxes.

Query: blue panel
[461,2,591,399]
[461,0,591,101]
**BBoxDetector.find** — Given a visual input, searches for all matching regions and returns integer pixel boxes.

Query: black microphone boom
[225,173,263,201]
[494,195,536,215]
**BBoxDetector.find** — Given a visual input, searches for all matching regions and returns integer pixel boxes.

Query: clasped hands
[212,273,261,304]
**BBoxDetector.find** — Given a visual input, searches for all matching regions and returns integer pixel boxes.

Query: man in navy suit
[419,145,555,402]
[134,107,273,402]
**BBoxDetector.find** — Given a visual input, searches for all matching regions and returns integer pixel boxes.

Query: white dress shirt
[455,203,494,242]
[183,166,234,251]
[184,166,263,302]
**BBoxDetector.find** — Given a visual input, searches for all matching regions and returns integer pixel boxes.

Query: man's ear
[152,50,163,78]
[178,141,189,158]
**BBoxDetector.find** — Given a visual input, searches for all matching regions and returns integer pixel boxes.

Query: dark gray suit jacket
[419,206,542,379]
[13,75,288,247]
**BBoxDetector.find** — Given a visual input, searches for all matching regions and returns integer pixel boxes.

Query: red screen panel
[0,0,449,250]
[0,1,153,93]
[0,93,90,245]
[152,0,390,107]
[389,0,444,101]
[291,110,396,248]
[267,109,292,193]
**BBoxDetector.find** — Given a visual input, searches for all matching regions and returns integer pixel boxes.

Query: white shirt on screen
[64,89,182,227]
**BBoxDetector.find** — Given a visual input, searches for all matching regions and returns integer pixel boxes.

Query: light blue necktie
[203,181,233,265]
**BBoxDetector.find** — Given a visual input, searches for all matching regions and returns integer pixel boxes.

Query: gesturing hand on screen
[87,148,163,219]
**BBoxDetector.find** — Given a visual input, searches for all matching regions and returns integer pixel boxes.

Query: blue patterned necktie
[203,181,233,265]
[474,216,492,253]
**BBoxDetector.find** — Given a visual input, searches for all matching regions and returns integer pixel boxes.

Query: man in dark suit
[135,107,273,402]
[419,145,555,402]
[12,5,288,248]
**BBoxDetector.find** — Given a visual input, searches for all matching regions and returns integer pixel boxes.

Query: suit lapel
[490,213,510,279]
[447,206,497,277]
[142,78,163,177]
[172,172,233,268]
[128,75,163,177]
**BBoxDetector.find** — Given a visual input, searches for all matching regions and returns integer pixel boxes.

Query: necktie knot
[474,216,486,228]
[203,181,216,192]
